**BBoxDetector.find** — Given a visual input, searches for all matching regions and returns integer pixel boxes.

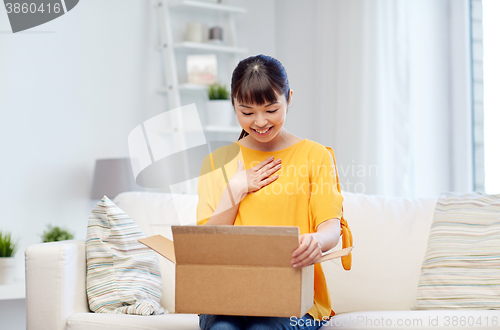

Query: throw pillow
[414,192,500,309]
[86,195,165,315]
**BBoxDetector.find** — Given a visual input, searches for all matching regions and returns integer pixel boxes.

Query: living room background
[0,0,492,329]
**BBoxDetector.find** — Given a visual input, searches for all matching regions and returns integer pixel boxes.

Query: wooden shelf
[168,0,247,14]
[173,41,247,54]
[0,281,25,300]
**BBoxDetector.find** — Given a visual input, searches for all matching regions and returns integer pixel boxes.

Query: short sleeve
[309,146,343,232]
[196,154,216,226]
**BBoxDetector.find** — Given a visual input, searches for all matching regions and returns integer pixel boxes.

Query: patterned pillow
[414,192,500,309]
[86,196,165,315]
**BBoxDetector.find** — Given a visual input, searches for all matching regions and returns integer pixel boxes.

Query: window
[482,0,500,194]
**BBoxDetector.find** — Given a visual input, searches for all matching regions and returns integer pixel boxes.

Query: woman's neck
[240,128,297,152]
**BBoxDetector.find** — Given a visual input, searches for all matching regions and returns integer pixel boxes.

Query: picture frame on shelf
[187,54,217,85]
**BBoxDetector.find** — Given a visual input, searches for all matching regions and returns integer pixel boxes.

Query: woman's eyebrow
[238,101,279,109]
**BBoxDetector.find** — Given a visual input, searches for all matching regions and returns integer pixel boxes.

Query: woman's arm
[290,218,341,268]
[204,181,245,225]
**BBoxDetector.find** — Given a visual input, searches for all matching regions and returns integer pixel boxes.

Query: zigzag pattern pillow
[86,196,165,315]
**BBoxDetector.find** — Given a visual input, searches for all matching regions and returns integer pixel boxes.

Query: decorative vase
[206,100,235,127]
[208,26,223,44]
[185,22,204,43]
[0,257,16,285]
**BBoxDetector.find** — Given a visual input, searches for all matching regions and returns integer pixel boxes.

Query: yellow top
[196,138,344,321]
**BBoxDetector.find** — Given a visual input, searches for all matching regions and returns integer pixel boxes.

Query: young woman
[196,54,344,330]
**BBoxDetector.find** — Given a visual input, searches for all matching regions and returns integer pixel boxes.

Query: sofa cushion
[323,192,437,313]
[415,192,500,309]
[113,192,199,313]
[66,310,500,330]
[66,313,200,330]
[86,196,165,315]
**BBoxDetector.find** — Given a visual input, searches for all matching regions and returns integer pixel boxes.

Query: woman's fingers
[262,173,280,187]
[291,235,321,268]
[292,235,309,258]
[254,156,275,171]
[293,248,321,268]
[244,157,281,194]
[258,160,281,182]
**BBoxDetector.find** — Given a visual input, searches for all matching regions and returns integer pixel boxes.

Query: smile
[252,126,273,135]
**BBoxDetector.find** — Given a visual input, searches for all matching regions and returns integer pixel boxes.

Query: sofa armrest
[25,240,90,330]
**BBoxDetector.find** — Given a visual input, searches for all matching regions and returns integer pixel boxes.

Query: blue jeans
[199,313,328,330]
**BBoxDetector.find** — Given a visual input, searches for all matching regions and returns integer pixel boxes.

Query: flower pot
[0,257,16,285]
[206,100,235,127]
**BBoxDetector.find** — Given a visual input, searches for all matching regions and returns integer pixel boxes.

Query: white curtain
[302,0,474,198]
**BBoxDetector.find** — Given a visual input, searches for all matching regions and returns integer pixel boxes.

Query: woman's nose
[254,114,268,127]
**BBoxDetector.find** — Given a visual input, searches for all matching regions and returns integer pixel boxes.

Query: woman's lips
[252,126,273,136]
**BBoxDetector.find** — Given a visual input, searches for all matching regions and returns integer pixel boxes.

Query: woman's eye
[242,109,278,116]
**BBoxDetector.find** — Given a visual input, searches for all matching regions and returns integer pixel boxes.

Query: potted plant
[41,225,74,243]
[206,83,235,127]
[0,231,18,284]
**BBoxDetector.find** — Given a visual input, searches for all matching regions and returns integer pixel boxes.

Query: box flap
[172,225,299,267]
[315,246,354,264]
[138,235,176,264]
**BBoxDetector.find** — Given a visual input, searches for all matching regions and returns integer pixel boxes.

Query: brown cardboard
[139,225,353,317]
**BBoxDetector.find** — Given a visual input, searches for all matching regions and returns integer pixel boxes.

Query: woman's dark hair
[230,54,290,141]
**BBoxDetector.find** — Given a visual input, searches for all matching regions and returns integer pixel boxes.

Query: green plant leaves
[0,231,18,257]
[208,83,230,100]
[42,225,74,243]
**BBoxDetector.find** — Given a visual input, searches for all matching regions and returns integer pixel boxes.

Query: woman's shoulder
[201,142,241,169]
[301,139,331,153]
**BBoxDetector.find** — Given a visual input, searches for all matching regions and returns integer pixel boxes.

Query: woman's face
[234,91,292,145]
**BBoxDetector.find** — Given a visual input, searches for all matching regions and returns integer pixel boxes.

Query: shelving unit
[155,0,247,193]
[156,0,246,116]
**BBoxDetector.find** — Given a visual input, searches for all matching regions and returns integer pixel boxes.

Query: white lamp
[91,158,144,199]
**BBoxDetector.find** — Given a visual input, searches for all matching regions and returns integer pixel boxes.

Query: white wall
[274,0,318,143]
[0,2,154,327]
[0,0,148,280]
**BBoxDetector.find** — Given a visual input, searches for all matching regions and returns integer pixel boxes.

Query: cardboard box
[139,225,353,317]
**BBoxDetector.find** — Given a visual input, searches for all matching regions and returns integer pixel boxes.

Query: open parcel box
[139,225,353,317]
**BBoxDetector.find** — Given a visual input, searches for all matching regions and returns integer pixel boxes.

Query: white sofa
[25,191,500,330]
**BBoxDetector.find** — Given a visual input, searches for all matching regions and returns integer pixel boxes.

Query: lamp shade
[91,158,144,199]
